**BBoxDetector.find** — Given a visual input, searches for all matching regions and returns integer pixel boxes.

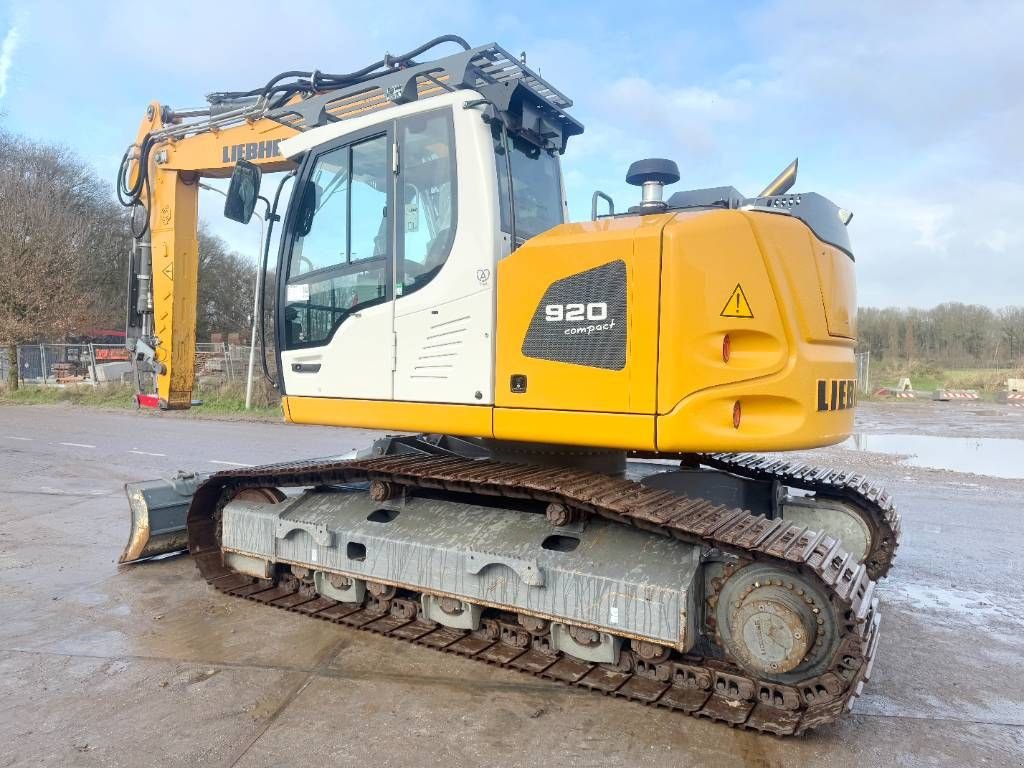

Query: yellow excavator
[116,36,900,735]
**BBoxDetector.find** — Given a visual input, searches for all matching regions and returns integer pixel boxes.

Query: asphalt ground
[1,402,1022,767]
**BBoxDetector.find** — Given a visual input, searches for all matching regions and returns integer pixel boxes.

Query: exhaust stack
[758,158,799,198]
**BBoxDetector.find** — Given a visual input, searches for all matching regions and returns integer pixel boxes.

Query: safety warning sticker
[720,283,754,318]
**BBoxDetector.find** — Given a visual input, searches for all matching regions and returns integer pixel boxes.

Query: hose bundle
[208,35,471,110]
[116,35,473,238]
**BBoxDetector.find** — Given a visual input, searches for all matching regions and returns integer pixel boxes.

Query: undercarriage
[158,436,900,735]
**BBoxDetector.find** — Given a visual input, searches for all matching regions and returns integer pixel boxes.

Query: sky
[0,0,1020,309]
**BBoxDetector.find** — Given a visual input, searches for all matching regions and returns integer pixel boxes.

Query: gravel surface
[1,402,1022,767]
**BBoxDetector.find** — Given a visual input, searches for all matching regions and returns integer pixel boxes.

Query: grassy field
[873,366,1021,393]
[0,382,283,420]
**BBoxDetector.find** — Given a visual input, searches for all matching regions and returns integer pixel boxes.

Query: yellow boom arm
[129,103,298,408]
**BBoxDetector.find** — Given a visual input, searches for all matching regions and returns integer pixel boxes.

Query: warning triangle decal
[720,284,754,318]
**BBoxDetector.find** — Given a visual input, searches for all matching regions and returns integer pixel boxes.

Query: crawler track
[696,453,901,580]
[187,455,882,735]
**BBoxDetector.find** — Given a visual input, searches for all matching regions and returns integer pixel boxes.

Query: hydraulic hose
[116,137,154,237]
[209,34,472,104]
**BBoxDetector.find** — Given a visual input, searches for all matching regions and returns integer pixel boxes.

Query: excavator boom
[122,106,297,408]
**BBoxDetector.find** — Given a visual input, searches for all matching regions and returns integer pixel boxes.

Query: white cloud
[603,77,748,153]
[0,24,19,100]
[839,179,1024,307]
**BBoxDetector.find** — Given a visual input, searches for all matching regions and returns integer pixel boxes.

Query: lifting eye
[347,542,367,561]
[722,334,731,363]
[541,535,580,552]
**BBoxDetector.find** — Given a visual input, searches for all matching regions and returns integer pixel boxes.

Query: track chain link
[696,452,902,580]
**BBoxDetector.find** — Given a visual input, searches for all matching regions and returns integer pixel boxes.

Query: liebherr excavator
[116,35,900,735]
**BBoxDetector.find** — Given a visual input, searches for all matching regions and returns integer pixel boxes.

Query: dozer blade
[119,471,206,563]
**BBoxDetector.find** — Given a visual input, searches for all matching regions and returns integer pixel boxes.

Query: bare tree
[0,130,121,387]
[197,227,258,341]
[0,128,259,389]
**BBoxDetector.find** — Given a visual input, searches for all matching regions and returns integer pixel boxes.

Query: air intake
[626,158,680,212]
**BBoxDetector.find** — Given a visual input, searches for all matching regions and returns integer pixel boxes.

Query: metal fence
[195,343,252,383]
[4,344,133,385]
[2,343,274,388]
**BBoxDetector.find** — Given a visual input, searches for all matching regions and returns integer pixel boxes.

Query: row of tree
[857,304,1024,369]
[0,128,258,387]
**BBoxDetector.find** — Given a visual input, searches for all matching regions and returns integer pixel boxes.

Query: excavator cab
[271,91,525,408]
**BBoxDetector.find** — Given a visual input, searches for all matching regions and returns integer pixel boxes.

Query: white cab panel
[279,90,501,405]
[392,92,500,404]
[280,303,393,399]
[394,290,492,403]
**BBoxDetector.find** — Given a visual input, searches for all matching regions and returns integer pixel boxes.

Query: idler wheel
[716,564,837,681]
[233,487,286,503]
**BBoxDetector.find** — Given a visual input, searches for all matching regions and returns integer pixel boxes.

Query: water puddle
[843,434,1024,479]
[887,581,1024,624]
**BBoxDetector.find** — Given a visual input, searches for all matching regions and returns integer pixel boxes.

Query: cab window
[284,132,389,348]
[399,110,456,296]
[493,127,564,245]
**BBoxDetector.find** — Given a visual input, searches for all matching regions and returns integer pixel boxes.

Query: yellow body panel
[495,215,664,414]
[654,344,854,451]
[490,209,855,452]
[656,210,789,414]
[284,396,494,437]
[814,245,857,339]
[652,210,856,450]
[493,408,656,450]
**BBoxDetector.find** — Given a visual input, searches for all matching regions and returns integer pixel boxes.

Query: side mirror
[224,160,262,224]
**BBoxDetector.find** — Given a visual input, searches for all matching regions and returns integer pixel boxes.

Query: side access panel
[493,215,666,447]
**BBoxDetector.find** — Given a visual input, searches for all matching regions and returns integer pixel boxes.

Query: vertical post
[864,352,870,394]
[6,341,18,390]
[224,342,232,383]
[245,214,266,410]
[89,344,97,382]
[40,344,48,385]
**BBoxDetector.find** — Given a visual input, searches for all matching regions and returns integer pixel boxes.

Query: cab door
[278,126,396,400]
